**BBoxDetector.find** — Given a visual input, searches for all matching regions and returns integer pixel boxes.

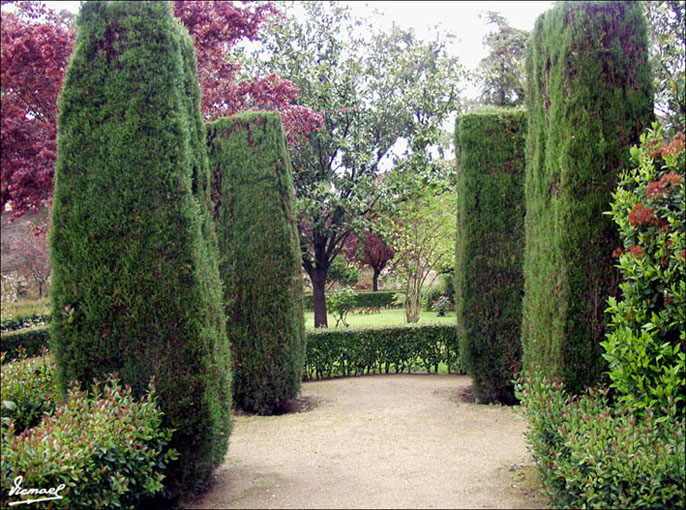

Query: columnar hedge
[49,1,231,498]
[522,1,653,393]
[455,107,526,404]
[207,112,305,415]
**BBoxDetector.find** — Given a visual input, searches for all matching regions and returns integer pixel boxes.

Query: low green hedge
[304,323,461,379]
[1,313,51,333]
[1,326,50,361]
[303,290,402,311]
[1,373,177,509]
[515,367,685,509]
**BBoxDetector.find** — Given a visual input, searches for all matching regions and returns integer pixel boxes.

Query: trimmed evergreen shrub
[305,324,461,379]
[455,107,526,404]
[1,326,50,360]
[1,313,50,333]
[49,1,230,498]
[522,1,653,393]
[207,112,305,415]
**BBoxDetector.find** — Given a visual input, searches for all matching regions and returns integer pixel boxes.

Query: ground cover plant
[49,1,230,498]
[207,112,305,415]
[455,107,526,405]
[521,0,654,393]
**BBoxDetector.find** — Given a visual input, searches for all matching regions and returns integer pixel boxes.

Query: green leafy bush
[326,287,357,327]
[326,255,361,287]
[303,290,401,311]
[50,2,230,497]
[455,107,526,404]
[1,326,50,361]
[603,125,685,418]
[515,367,685,509]
[1,313,51,333]
[207,112,305,415]
[305,324,461,379]
[1,352,59,432]
[1,374,177,509]
[522,1,654,393]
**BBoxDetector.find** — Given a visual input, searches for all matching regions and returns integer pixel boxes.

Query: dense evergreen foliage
[522,1,653,393]
[49,1,230,498]
[305,324,460,379]
[455,107,526,404]
[207,112,305,415]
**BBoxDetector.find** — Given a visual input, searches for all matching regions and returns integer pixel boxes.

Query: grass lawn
[304,308,455,330]
[1,298,51,319]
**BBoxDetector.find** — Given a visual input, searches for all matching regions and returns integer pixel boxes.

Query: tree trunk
[311,267,328,328]
[372,268,380,291]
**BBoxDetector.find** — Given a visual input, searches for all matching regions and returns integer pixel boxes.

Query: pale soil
[185,374,549,509]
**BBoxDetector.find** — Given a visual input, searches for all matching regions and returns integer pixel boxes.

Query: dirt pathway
[185,374,548,509]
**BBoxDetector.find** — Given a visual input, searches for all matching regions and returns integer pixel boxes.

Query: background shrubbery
[303,290,402,311]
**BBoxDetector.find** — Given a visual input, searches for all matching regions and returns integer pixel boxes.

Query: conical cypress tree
[207,112,305,415]
[521,1,653,393]
[455,107,526,405]
[49,1,231,498]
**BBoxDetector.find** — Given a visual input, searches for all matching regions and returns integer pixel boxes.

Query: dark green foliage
[49,1,230,497]
[1,313,50,332]
[522,1,654,393]
[207,112,305,415]
[1,374,177,509]
[515,368,685,509]
[305,324,461,379]
[0,326,50,360]
[455,107,526,404]
[303,290,401,311]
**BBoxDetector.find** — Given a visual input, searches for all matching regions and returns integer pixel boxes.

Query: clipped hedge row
[1,313,51,333]
[522,1,653,393]
[303,290,402,311]
[0,327,50,361]
[455,107,526,405]
[304,324,461,380]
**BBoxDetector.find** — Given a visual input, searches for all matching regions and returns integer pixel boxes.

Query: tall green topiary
[522,1,653,393]
[207,112,305,415]
[455,107,526,404]
[49,1,231,499]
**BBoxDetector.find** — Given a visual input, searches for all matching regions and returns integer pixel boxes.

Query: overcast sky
[43,1,553,80]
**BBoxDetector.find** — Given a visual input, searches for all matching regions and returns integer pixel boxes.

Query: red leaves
[629,244,645,259]
[627,202,657,227]
[1,1,321,218]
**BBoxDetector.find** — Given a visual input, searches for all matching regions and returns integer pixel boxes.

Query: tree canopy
[0,0,321,219]
[240,1,463,326]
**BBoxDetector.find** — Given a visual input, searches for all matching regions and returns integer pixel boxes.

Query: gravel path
[185,374,548,509]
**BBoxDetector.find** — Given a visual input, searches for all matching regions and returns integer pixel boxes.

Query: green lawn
[304,308,455,330]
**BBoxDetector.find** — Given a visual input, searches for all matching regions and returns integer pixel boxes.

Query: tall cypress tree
[207,112,305,415]
[49,1,231,497]
[455,107,526,404]
[521,1,653,393]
